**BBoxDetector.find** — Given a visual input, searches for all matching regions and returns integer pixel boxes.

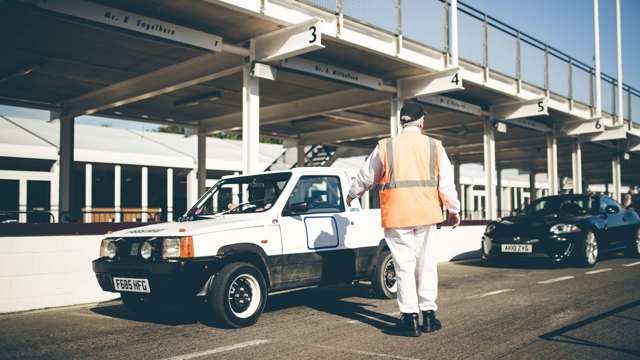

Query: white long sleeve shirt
[348,126,461,214]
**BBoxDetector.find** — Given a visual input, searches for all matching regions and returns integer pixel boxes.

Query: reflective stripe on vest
[380,137,438,189]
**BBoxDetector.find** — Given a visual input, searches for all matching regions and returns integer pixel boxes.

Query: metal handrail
[295,0,640,112]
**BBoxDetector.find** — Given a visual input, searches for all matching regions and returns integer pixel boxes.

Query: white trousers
[384,225,438,314]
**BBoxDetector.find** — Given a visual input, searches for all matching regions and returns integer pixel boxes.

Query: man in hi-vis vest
[347,102,461,337]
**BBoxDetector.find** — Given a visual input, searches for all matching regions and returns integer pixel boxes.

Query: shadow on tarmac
[451,251,630,270]
[539,299,640,357]
[89,282,399,330]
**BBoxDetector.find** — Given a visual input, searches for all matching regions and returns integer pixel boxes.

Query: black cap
[400,102,425,123]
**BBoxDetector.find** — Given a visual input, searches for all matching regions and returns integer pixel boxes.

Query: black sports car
[482,194,640,267]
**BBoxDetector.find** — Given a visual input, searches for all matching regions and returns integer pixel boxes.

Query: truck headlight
[140,241,153,260]
[163,236,194,259]
[100,239,117,259]
[550,224,581,235]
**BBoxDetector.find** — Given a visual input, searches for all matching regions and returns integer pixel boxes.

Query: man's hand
[448,212,461,229]
[346,194,355,207]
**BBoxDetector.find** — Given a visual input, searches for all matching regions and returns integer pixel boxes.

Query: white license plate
[113,277,151,293]
[501,244,532,253]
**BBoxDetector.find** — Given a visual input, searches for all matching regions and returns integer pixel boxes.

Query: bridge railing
[297,0,640,124]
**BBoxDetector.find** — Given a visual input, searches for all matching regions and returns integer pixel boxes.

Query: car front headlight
[162,236,194,259]
[550,224,581,235]
[140,241,153,260]
[100,238,117,259]
[485,223,497,234]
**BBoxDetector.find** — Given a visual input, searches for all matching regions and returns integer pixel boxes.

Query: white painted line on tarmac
[465,289,515,299]
[623,261,640,267]
[347,311,399,324]
[537,276,575,284]
[585,268,613,275]
[162,339,271,360]
[289,342,421,360]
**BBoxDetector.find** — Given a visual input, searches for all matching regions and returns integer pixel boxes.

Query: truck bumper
[92,257,223,299]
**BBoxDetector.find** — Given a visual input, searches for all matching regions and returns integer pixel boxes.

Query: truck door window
[285,176,345,215]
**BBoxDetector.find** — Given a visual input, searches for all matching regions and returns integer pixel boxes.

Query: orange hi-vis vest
[377,132,444,228]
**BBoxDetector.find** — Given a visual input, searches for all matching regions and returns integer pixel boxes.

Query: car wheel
[371,250,397,299]
[206,262,267,328]
[577,231,599,268]
[121,293,158,316]
[624,227,640,258]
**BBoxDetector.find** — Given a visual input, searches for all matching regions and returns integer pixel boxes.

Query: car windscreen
[523,196,598,216]
[183,172,292,220]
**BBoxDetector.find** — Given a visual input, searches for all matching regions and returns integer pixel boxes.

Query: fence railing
[297,0,640,124]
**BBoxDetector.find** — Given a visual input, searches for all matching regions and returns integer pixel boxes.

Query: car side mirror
[605,205,619,214]
[510,208,521,217]
[285,202,308,216]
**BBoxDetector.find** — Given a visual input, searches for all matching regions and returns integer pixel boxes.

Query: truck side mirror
[285,202,308,216]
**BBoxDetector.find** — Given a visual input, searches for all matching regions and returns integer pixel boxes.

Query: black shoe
[421,310,442,333]
[385,313,421,337]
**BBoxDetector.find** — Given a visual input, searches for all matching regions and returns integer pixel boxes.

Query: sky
[1,0,638,128]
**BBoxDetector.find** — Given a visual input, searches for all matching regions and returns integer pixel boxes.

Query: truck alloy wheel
[207,262,267,328]
[372,251,397,299]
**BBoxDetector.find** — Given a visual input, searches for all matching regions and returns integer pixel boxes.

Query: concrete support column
[84,163,92,223]
[197,131,207,197]
[612,154,622,202]
[186,169,198,209]
[297,141,306,167]
[390,97,403,137]
[242,64,260,174]
[571,139,583,194]
[529,171,536,202]
[114,165,121,223]
[460,185,466,218]
[453,159,461,204]
[141,166,148,223]
[18,179,27,223]
[466,185,475,219]
[166,168,174,222]
[59,116,74,221]
[496,167,502,216]
[483,118,497,219]
[546,129,559,195]
[50,161,59,222]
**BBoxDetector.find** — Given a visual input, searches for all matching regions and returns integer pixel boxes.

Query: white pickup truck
[93,168,397,327]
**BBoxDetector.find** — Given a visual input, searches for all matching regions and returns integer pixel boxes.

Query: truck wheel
[624,227,640,258]
[576,231,598,268]
[206,262,267,328]
[371,251,397,299]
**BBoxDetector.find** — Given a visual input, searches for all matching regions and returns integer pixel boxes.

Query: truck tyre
[206,262,267,328]
[371,251,397,299]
